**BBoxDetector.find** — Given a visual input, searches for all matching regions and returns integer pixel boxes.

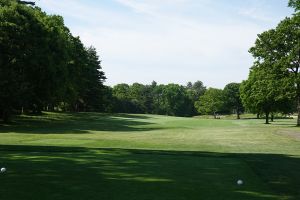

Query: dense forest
[0,0,299,125]
[0,0,106,122]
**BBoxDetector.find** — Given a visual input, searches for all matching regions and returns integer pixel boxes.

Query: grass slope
[0,112,300,200]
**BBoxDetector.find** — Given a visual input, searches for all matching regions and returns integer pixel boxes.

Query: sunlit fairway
[0,112,300,200]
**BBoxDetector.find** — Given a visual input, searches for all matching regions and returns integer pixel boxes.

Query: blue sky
[36,0,293,88]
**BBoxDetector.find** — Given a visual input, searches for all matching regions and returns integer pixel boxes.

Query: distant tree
[223,83,244,119]
[113,84,130,100]
[186,82,193,89]
[151,81,157,88]
[160,84,193,116]
[192,81,206,97]
[195,88,224,118]
[112,84,133,113]
[142,85,156,114]
[101,86,116,113]
[129,83,148,113]
[185,81,206,100]
[152,84,165,115]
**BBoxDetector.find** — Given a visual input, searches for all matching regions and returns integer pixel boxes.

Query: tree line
[0,0,106,122]
[100,81,244,119]
[99,78,296,122]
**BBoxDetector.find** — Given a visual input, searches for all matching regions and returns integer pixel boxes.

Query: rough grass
[0,112,300,200]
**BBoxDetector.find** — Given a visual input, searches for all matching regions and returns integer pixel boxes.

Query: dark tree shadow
[0,145,299,200]
[267,119,299,127]
[0,113,161,134]
[113,113,153,119]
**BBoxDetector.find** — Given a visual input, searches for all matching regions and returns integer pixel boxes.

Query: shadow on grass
[0,113,160,134]
[235,118,299,127]
[268,120,299,127]
[0,145,299,200]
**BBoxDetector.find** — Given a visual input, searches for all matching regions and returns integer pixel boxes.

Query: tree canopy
[195,88,225,118]
[0,0,106,121]
[247,3,300,125]
[289,0,300,11]
[223,83,244,119]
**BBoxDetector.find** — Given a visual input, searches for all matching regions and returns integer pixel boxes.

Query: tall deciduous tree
[249,9,300,125]
[81,47,106,111]
[0,0,106,121]
[223,83,244,119]
[111,83,195,117]
[240,65,294,124]
[195,88,224,118]
[160,84,193,117]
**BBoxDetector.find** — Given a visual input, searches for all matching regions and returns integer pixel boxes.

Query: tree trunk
[257,113,260,119]
[213,112,216,119]
[271,114,274,122]
[236,107,240,119]
[297,50,300,126]
[265,111,270,124]
[2,109,11,123]
[297,95,300,126]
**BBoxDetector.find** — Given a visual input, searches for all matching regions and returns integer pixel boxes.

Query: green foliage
[289,0,300,11]
[78,46,106,111]
[112,84,135,113]
[0,1,106,121]
[111,83,195,117]
[241,64,295,123]
[129,83,149,113]
[190,81,206,99]
[160,84,194,116]
[195,88,225,116]
[223,83,244,119]
[247,7,300,124]
[186,81,207,108]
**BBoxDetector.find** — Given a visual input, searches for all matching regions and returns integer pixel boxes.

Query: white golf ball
[237,179,243,185]
[1,167,6,173]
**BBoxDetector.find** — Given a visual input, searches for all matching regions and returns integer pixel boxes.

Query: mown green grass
[0,112,300,200]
